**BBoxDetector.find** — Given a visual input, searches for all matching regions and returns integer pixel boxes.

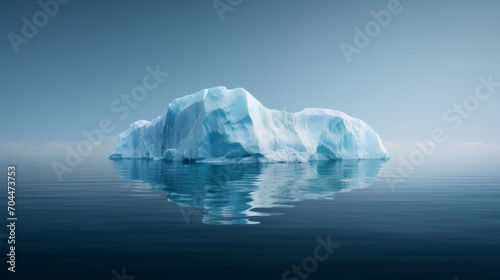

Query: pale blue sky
[1,0,499,149]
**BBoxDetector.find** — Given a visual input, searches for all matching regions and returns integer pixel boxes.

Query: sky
[1,0,500,160]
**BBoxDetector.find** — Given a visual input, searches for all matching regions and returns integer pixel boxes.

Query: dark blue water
[1,157,499,280]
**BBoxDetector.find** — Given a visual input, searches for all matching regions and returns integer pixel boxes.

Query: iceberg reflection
[112,160,386,224]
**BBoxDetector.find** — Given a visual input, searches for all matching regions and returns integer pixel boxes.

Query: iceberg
[110,86,389,162]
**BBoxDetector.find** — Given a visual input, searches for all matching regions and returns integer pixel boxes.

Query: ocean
[1,157,499,279]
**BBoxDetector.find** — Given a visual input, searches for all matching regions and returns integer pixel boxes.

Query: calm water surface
[0,157,499,280]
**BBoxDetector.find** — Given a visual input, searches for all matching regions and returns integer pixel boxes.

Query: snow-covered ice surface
[110,87,389,162]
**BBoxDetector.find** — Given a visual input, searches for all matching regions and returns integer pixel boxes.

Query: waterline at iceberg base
[110,86,389,162]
